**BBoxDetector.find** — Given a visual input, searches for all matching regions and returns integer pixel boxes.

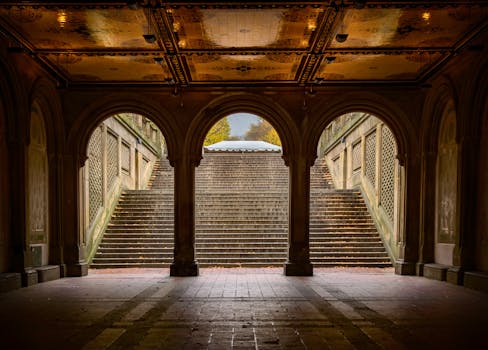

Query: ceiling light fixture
[335,33,348,43]
[325,56,336,64]
[153,56,164,64]
[57,10,67,28]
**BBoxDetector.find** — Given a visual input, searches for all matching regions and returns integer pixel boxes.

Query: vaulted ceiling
[0,1,486,87]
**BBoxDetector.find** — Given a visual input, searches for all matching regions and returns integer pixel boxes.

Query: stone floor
[1,268,487,349]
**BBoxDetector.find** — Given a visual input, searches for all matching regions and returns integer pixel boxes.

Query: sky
[227,113,261,137]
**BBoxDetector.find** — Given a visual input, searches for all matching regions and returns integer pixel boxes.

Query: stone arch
[68,94,181,167]
[421,77,459,154]
[27,78,64,267]
[305,92,415,165]
[306,92,416,268]
[417,78,459,267]
[28,78,65,156]
[26,101,50,267]
[186,93,299,164]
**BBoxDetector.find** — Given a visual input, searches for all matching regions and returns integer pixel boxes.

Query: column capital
[282,152,317,168]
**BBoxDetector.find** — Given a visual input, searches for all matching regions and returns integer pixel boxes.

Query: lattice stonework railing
[380,126,397,222]
[106,130,119,191]
[88,126,103,225]
[121,141,130,173]
[352,140,361,171]
[365,130,376,187]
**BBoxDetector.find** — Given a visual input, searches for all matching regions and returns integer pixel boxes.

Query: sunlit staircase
[91,151,391,268]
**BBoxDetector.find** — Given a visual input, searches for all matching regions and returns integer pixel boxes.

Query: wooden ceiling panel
[0,2,485,86]
[316,52,443,81]
[172,7,322,49]
[186,53,303,82]
[44,54,170,82]
[0,7,154,49]
[330,6,487,48]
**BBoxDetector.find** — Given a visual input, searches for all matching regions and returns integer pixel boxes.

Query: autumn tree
[204,117,231,146]
[244,118,281,146]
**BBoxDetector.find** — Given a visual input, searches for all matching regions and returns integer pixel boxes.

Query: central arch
[186,93,299,163]
[195,112,288,267]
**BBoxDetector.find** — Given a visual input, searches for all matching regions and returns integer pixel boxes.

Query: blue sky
[227,113,261,137]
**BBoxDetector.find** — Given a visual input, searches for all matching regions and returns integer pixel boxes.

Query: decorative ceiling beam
[1,1,487,8]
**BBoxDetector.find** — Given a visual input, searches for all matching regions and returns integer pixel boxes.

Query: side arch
[67,94,181,166]
[305,91,417,165]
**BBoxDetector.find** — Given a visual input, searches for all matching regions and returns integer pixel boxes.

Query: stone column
[170,155,199,276]
[284,153,313,276]
[7,138,28,273]
[449,136,478,283]
[395,152,420,275]
[62,153,88,277]
[48,153,66,276]
[417,151,436,275]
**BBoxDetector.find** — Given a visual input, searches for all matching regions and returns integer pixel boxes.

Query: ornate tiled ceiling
[0,1,486,86]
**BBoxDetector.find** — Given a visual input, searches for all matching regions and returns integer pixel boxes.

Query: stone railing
[317,113,402,260]
[83,115,164,262]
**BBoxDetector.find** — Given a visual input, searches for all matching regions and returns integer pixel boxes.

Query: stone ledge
[423,263,448,281]
[36,265,60,283]
[0,273,22,293]
[446,267,463,285]
[394,261,416,275]
[464,271,488,293]
[22,268,38,287]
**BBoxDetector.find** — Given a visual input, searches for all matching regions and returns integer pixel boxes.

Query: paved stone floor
[1,268,487,349]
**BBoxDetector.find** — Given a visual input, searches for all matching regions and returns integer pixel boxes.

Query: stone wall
[318,113,401,260]
[83,114,163,262]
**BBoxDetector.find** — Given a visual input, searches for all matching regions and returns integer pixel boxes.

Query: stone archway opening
[81,113,174,269]
[195,113,288,267]
[310,112,402,268]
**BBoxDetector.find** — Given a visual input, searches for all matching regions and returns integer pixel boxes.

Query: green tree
[204,117,231,146]
[244,118,281,146]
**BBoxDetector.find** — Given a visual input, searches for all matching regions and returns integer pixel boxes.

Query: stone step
[195,242,288,248]
[196,237,287,243]
[91,156,392,269]
[90,262,171,268]
[310,261,392,268]
[91,257,173,265]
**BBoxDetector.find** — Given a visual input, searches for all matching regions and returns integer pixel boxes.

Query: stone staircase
[91,152,391,268]
[195,153,288,267]
[90,159,174,268]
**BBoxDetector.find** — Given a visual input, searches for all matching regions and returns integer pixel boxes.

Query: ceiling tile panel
[0,7,154,49]
[316,53,443,81]
[186,53,303,82]
[44,54,170,81]
[172,7,321,49]
[330,6,487,48]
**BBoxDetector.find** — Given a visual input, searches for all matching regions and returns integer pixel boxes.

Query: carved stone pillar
[48,153,66,276]
[284,153,313,276]
[395,152,420,275]
[170,155,199,276]
[417,151,436,275]
[8,138,28,273]
[63,153,88,276]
